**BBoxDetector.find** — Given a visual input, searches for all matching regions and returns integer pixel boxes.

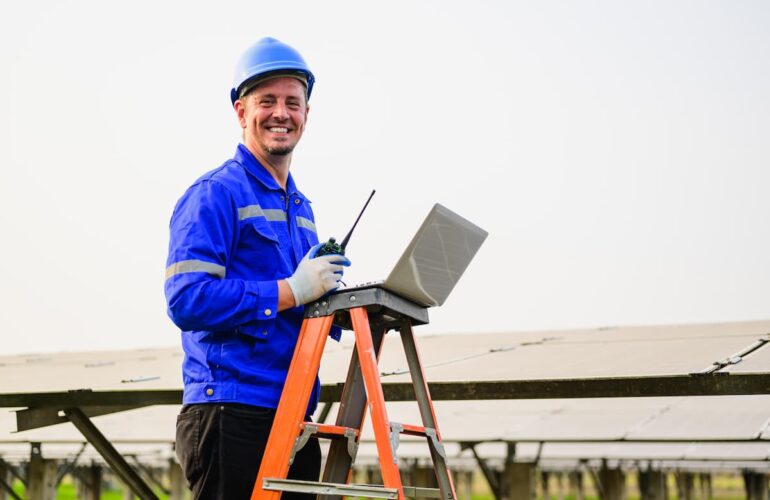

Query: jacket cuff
[236,281,279,339]
[254,281,278,320]
[248,280,279,320]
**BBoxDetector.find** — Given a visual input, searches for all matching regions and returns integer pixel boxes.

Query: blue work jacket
[165,144,335,414]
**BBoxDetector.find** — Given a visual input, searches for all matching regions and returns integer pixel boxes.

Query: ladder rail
[251,315,335,500]
[321,324,386,495]
[400,322,457,499]
[350,307,406,499]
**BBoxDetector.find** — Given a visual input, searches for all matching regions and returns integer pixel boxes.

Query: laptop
[341,203,488,307]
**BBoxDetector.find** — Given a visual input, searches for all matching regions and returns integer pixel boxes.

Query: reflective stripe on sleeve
[165,259,226,279]
[296,216,317,234]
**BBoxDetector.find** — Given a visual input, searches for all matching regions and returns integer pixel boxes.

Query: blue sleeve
[164,179,278,332]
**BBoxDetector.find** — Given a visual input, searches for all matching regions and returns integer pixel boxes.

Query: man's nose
[272,101,289,120]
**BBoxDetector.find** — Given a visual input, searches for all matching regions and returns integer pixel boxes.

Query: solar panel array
[0,319,768,468]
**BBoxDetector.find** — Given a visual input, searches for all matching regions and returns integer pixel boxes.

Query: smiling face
[235,76,309,161]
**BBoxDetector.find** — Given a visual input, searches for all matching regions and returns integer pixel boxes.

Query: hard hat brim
[236,70,309,102]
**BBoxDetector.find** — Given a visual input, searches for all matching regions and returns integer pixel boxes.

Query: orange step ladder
[252,285,457,499]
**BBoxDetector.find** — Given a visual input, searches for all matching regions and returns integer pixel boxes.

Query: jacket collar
[234,144,309,201]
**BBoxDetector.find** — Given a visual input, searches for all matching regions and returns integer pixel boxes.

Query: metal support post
[169,458,187,500]
[598,461,625,500]
[85,464,102,500]
[63,407,158,500]
[639,468,667,500]
[27,443,57,500]
[699,473,712,500]
[743,471,769,500]
[453,470,474,500]
[503,462,535,500]
[556,471,566,500]
[540,470,551,500]
[675,471,694,500]
[568,470,585,500]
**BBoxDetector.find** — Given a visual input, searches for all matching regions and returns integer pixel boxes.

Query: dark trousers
[176,403,321,499]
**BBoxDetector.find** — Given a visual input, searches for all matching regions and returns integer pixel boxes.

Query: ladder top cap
[304,285,430,327]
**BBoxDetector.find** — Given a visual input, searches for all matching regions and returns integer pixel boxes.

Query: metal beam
[2,373,770,409]
[6,435,770,446]
[0,389,180,408]
[325,373,770,402]
[16,405,147,432]
[0,458,24,488]
[127,456,170,496]
[400,436,770,444]
[317,401,333,424]
[0,462,22,500]
[62,407,158,500]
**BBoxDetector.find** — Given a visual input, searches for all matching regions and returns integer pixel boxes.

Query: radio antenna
[340,190,376,251]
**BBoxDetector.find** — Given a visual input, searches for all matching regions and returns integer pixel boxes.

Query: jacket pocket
[245,218,279,243]
[238,219,284,276]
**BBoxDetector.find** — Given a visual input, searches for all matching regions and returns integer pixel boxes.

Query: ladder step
[399,423,428,437]
[263,478,398,498]
[263,478,442,499]
[403,486,443,498]
[300,422,359,440]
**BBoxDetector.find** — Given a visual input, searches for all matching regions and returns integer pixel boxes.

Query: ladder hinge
[389,422,403,464]
[344,427,359,462]
[424,427,447,460]
[290,423,318,465]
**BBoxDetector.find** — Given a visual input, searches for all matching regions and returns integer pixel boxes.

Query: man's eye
[260,100,273,106]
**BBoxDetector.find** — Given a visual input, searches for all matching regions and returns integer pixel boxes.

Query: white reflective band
[238,205,287,222]
[263,209,287,222]
[238,205,264,220]
[296,216,317,233]
[165,260,226,279]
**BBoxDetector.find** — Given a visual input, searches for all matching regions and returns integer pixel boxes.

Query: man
[165,37,349,499]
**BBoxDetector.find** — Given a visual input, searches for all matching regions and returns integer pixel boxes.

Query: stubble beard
[265,144,295,156]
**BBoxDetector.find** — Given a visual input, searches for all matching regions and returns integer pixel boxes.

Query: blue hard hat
[230,37,315,105]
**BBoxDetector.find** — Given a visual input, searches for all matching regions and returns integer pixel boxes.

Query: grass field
[11,480,169,499]
[8,470,749,499]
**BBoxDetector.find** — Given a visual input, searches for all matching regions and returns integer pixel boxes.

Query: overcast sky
[1,1,768,355]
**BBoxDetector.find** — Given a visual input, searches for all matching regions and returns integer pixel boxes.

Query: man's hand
[285,243,351,306]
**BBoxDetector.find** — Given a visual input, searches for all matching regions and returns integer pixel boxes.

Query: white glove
[286,244,351,306]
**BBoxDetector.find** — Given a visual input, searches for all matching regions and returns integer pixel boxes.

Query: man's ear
[234,100,247,129]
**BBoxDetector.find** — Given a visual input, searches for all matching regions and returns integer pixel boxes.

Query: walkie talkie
[316,190,376,257]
